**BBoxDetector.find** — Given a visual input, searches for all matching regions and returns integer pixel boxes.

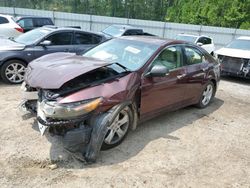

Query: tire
[196,81,215,108]
[101,106,133,150]
[0,60,26,84]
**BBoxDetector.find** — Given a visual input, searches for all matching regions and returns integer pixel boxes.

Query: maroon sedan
[21,36,220,162]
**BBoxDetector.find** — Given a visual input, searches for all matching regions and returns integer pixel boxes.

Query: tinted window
[124,29,143,36]
[74,32,101,45]
[197,37,212,45]
[34,18,53,27]
[46,32,73,45]
[185,47,203,65]
[0,16,9,24]
[17,19,33,28]
[153,46,182,70]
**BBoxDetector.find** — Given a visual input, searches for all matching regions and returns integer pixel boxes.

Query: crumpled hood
[215,47,250,59]
[25,52,111,89]
[0,38,25,51]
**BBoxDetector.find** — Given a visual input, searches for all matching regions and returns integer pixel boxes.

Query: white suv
[0,14,23,38]
[176,34,215,55]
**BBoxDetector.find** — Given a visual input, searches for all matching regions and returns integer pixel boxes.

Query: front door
[34,31,75,59]
[140,45,188,119]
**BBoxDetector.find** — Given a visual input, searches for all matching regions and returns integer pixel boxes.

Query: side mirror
[146,64,169,77]
[197,42,203,46]
[40,40,51,46]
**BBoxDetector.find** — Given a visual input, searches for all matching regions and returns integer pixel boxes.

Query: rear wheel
[196,81,215,108]
[101,106,132,150]
[1,60,26,84]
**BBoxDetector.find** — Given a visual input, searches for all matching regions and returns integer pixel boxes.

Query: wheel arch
[0,58,28,69]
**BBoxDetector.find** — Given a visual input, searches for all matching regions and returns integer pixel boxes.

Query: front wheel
[101,106,132,150]
[196,81,215,108]
[0,60,26,84]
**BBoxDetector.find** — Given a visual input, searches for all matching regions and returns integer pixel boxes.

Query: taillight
[15,27,24,33]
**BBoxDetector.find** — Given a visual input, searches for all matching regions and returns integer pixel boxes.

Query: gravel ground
[0,77,249,188]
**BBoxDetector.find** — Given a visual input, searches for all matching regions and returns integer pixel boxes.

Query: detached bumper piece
[63,125,92,153]
[220,56,250,78]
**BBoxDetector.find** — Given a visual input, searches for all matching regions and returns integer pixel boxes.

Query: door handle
[177,73,186,79]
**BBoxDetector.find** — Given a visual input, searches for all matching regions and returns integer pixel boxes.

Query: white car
[0,14,23,38]
[215,36,250,79]
[176,34,215,55]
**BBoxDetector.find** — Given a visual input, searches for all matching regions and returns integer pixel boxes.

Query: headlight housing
[40,97,102,119]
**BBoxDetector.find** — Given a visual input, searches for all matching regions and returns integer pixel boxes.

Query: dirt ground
[0,77,249,188]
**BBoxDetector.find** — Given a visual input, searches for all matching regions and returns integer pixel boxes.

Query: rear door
[140,45,188,119]
[73,32,102,54]
[182,45,209,102]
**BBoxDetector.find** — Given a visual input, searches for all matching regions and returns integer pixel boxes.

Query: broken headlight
[40,97,102,119]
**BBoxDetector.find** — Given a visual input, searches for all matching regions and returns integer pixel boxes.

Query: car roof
[16,16,52,20]
[120,36,187,46]
[237,36,250,40]
[0,14,13,19]
[111,24,141,30]
[37,26,104,36]
[178,33,211,39]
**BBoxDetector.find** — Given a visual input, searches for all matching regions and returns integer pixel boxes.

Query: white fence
[1,6,250,48]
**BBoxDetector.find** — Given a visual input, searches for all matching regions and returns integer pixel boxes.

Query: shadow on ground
[30,97,224,169]
[221,75,250,85]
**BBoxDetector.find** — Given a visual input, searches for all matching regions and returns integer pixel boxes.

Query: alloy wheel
[104,109,129,145]
[201,84,213,106]
[5,63,26,83]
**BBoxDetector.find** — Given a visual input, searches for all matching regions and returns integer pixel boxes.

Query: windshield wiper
[113,62,131,72]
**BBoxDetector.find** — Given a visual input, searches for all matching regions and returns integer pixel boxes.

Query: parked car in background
[102,24,155,37]
[15,16,54,32]
[0,14,23,38]
[0,26,109,84]
[176,34,215,55]
[215,36,250,79]
[20,36,220,162]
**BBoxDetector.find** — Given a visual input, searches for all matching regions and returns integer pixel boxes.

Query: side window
[46,32,73,45]
[185,47,203,65]
[204,37,212,44]
[17,19,33,28]
[34,18,52,27]
[197,37,211,45]
[74,32,101,45]
[124,29,143,36]
[153,46,182,70]
[0,16,9,24]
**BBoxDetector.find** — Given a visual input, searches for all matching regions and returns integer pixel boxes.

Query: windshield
[83,38,159,71]
[226,39,250,50]
[176,35,198,43]
[102,25,125,37]
[15,28,51,45]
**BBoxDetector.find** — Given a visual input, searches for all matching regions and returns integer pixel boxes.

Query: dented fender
[84,101,131,163]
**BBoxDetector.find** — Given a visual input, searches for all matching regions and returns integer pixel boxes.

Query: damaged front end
[20,54,138,162]
[218,55,250,78]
